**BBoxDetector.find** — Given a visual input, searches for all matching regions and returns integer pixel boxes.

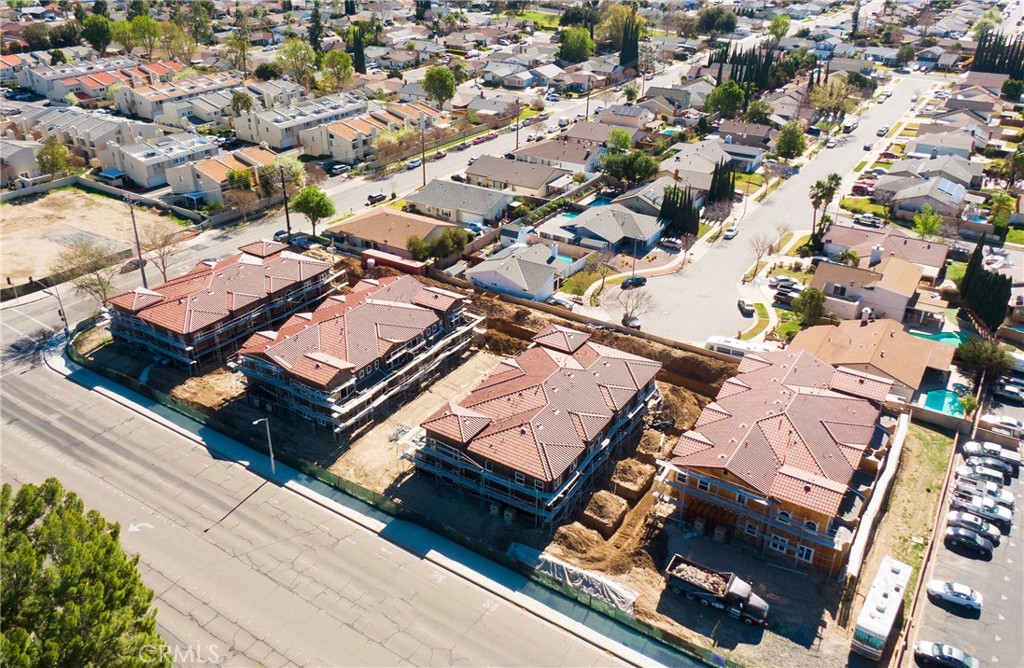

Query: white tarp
[508,543,638,614]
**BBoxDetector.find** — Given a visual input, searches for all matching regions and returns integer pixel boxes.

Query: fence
[66,330,737,668]
[0,174,78,202]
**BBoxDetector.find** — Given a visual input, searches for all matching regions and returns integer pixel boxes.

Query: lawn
[735,172,765,195]
[773,307,803,340]
[840,197,888,217]
[898,127,919,138]
[1007,228,1024,245]
[886,125,902,138]
[698,222,714,238]
[946,260,967,284]
[869,161,894,170]
[561,266,616,295]
[740,303,770,340]
[518,10,559,28]
[785,234,811,256]
[769,264,811,284]
[868,424,955,607]
[854,160,868,172]
[745,260,767,281]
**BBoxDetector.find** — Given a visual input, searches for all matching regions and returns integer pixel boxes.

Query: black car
[944,527,993,557]
[367,193,387,205]
[774,290,796,305]
[450,173,466,183]
[913,641,977,668]
[621,275,647,289]
[504,152,516,160]
[965,456,1014,482]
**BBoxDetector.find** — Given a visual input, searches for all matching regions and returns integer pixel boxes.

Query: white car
[826,138,837,148]
[723,226,739,240]
[926,580,983,611]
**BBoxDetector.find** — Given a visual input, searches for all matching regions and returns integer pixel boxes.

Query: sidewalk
[44,346,675,668]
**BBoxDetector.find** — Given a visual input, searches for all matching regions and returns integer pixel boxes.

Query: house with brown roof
[324,208,459,259]
[790,319,955,402]
[821,224,949,283]
[165,146,277,205]
[297,101,441,164]
[408,325,662,526]
[109,241,338,372]
[810,255,947,326]
[465,155,573,198]
[235,275,481,431]
[657,350,894,574]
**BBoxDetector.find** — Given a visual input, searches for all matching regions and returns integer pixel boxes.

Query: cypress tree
[352,26,366,73]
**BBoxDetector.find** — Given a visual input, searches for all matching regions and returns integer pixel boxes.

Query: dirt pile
[482,330,529,356]
[611,458,656,502]
[552,522,605,554]
[581,490,628,538]
[657,381,705,435]
[169,368,247,410]
[668,561,727,595]
[637,430,671,465]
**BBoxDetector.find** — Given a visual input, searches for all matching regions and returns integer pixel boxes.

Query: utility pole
[123,195,148,289]
[420,122,427,187]
[585,86,591,118]
[278,166,292,236]
[515,99,521,150]
[33,279,69,337]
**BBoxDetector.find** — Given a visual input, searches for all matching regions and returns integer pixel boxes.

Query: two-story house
[810,255,946,326]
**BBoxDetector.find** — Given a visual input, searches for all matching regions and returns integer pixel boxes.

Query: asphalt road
[905,462,1023,668]
[0,356,656,668]
[603,70,947,345]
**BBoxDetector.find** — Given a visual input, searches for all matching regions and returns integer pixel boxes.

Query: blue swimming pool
[590,194,614,207]
[561,211,579,219]
[921,389,965,416]
[556,254,573,264]
[968,215,987,223]
[911,331,973,346]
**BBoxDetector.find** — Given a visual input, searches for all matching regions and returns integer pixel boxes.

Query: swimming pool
[921,389,965,416]
[911,331,973,346]
[556,254,573,264]
[561,211,580,219]
[968,215,987,223]
[590,194,614,207]
[662,128,680,135]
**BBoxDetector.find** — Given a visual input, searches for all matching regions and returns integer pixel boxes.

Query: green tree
[23,22,50,51]
[407,235,430,261]
[559,26,595,64]
[608,128,632,152]
[912,204,942,240]
[768,14,791,43]
[560,6,600,37]
[321,50,354,92]
[131,15,160,60]
[1,479,170,668]
[623,84,638,102]
[50,49,68,65]
[225,167,253,190]
[352,26,366,74]
[126,0,148,19]
[696,6,736,36]
[308,0,324,52]
[619,7,640,70]
[989,190,1015,230]
[225,32,252,75]
[422,65,457,108]
[186,0,213,43]
[290,186,336,236]
[275,37,317,89]
[230,90,254,116]
[597,4,643,50]
[1001,79,1024,100]
[743,99,773,124]
[48,20,81,48]
[809,179,827,237]
[81,15,112,54]
[73,1,87,23]
[895,44,916,67]
[956,337,1014,376]
[254,61,283,81]
[793,287,826,325]
[91,0,108,16]
[36,138,71,174]
[704,80,745,118]
[776,120,807,159]
[111,19,137,54]
[958,394,979,417]
[601,150,659,187]
[428,227,469,259]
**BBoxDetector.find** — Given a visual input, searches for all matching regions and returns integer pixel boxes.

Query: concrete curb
[47,348,665,668]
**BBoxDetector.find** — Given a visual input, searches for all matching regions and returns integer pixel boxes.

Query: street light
[33,279,69,337]
[252,418,276,474]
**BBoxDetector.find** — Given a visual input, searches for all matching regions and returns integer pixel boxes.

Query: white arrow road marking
[128,522,155,532]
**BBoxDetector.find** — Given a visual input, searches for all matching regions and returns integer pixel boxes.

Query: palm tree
[809,180,828,237]
[822,172,842,227]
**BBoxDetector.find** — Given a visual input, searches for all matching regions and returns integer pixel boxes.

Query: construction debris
[669,562,728,596]
[611,458,656,502]
[581,490,629,538]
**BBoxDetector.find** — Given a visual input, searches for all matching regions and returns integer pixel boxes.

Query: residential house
[409,324,662,526]
[821,224,949,283]
[512,137,604,175]
[551,71,599,93]
[466,243,581,301]
[0,54,25,84]
[570,204,663,253]
[379,49,420,70]
[862,46,899,65]
[529,63,566,88]
[596,104,656,130]
[297,101,440,164]
[483,62,529,87]
[809,255,947,325]
[233,93,367,149]
[0,139,43,185]
[235,275,481,431]
[325,208,459,259]
[466,93,520,120]
[405,179,513,225]
[891,177,967,223]
[565,121,642,148]
[613,176,679,217]
[658,349,892,575]
[465,155,572,198]
[100,132,220,189]
[12,106,163,161]
[17,55,142,100]
[877,155,984,191]
[953,71,1008,97]
[244,79,306,108]
[827,57,874,76]
[942,86,1003,123]
[906,132,973,159]
[108,240,336,372]
[791,318,954,402]
[165,146,277,205]
[718,120,776,150]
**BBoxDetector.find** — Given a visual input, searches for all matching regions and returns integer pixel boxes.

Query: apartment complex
[14,106,164,160]
[100,132,221,188]
[109,241,336,372]
[297,101,441,164]
[17,55,142,101]
[114,72,245,120]
[408,325,662,526]
[235,275,481,431]
[165,146,278,204]
[658,350,893,575]
[234,93,367,149]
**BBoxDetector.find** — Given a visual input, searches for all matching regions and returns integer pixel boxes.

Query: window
[534,480,544,491]
[744,522,758,537]
[777,511,791,525]
[768,534,789,553]
[736,493,748,506]
[514,471,525,485]
[697,479,710,492]
[797,545,814,563]
[804,520,818,533]
[484,461,493,472]
[832,285,847,297]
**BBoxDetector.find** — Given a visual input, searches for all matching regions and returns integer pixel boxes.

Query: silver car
[946,511,1002,545]
[926,580,982,611]
[956,464,1009,487]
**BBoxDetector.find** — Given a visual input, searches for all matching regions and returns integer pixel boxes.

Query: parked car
[272,230,290,242]
[503,152,516,160]
[826,138,837,148]
[774,290,796,306]
[956,464,1009,487]
[950,492,1013,530]
[964,456,1014,483]
[994,382,1024,403]
[120,257,148,273]
[914,641,977,668]
[574,112,585,121]
[450,173,466,183]
[926,580,983,611]
[367,192,387,205]
[946,510,1002,545]
[723,225,739,240]
[621,315,641,329]
[955,478,1014,508]
[434,150,447,159]
[944,527,994,557]
[769,276,797,289]
[737,299,755,316]
[526,133,538,142]
[962,441,1021,472]
[329,163,351,176]
[854,213,884,226]
[406,158,422,170]
[1,107,22,116]
[468,156,478,165]
[876,125,890,136]
[878,151,900,160]
[454,141,471,151]
[472,135,487,145]
[863,141,874,150]
[621,275,647,289]
[546,297,574,310]
[536,112,550,121]
[864,167,889,176]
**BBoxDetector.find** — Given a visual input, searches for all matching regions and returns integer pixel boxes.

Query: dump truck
[664,554,769,627]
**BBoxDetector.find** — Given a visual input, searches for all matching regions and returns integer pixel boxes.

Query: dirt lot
[327,351,502,495]
[1,187,172,283]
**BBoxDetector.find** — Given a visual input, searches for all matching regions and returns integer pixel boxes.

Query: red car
[472,135,487,145]
[485,132,499,140]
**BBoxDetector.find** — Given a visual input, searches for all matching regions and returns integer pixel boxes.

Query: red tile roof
[109,242,330,335]
[671,350,889,517]
[238,275,466,388]
[423,324,661,482]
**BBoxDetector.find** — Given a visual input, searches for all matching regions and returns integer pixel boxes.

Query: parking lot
[906,448,1023,668]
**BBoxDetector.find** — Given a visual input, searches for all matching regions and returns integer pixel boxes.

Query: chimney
[550,243,558,260]
[870,245,883,265]
[674,168,679,182]
[860,307,872,324]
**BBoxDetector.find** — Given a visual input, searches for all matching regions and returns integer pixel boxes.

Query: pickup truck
[950,492,1013,530]
[962,441,1020,473]
[664,554,769,627]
